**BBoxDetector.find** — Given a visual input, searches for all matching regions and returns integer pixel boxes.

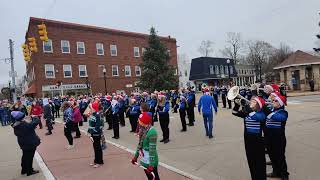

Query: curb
[34,151,56,180]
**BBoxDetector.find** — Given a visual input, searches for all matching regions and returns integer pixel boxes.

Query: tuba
[227,86,250,105]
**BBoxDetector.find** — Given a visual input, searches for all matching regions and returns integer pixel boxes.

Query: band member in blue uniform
[220,86,228,108]
[246,86,253,100]
[213,86,219,107]
[186,89,196,126]
[149,93,158,124]
[128,99,141,132]
[111,96,120,139]
[265,92,289,180]
[157,93,170,144]
[178,96,188,132]
[103,95,112,130]
[232,97,267,180]
[118,95,126,127]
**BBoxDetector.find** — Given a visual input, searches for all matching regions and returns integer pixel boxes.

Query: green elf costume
[131,112,160,180]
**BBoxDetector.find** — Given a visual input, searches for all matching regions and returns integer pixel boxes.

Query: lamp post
[103,67,107,95]
[227,59,231,86]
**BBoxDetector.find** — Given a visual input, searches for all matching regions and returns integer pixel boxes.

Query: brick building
[23,17,177,97]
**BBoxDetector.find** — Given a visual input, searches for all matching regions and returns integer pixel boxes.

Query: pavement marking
[34,151,56,180]
[287,100,302,105]
[76,125,204,180]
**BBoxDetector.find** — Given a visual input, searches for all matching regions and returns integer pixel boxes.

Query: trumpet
[227,86,250,106]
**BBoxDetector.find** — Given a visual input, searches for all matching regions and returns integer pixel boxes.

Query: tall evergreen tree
[314,14,320,52]
[138,27,178,91]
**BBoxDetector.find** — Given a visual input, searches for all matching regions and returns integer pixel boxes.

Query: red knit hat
[204,88,209,93]
[271,92,287,106]
[253,97,266,109]
[138,112,152,126]
[92,102,99,112]
[105,95,111,101]
[271,84,280,92]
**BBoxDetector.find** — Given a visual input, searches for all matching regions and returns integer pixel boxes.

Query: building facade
[189,57,237,91]
[234,64,256,87]
[23,17,177,97]
[274,50,320,91]
[177,54,195,89]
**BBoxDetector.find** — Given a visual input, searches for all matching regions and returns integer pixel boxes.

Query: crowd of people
[5,82,289,180]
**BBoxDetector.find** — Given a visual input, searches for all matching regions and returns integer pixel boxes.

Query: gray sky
[0,0,319,85]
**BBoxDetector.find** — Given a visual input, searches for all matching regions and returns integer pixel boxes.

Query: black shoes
[45,132,52,135]
[180,129,187,132]
[209,135,214,139]
[112,136,119,139]
[163,139,170,144]
[266,172,280,178]
[27,170,39,176]
[107,127,112,130]
[74,135,81,138]
[266,161,272,165]
[187,123,194,126]
[159,139,164,142]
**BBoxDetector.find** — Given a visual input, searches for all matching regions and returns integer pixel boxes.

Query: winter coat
[12,118,41,150]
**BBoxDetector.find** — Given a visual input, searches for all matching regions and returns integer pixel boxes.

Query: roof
[274,50,320,69]
[189,57,237,81]
[23,84,36,95]
[28,17,176,42]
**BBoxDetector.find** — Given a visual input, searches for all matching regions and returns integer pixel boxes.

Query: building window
[167,50,171,57]
[43,39,53,53]
[209,65,214,74]
[220,65,224,74]
[77,42,85,54]
[110,45,117,56]
[230,66,234,74]
[61,40,70,53]
[44,64,55,78]
[112,65,119,76]
[79,65,87,77]
[134,47,140,57]
[225,66,229,74]
[135,66,141,76]
[63,65,72,78]
[96,43,104,55]
[125,65,131,77]
[174,68,178,75]
[98,65,106,77]
[215,65,219,74]
[142,47,146,55]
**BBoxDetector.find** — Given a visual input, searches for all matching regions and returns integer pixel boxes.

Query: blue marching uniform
[178,98,188,131]
[220,86,228,108]
[128,103,140,132]
[148,98,158,123]
[112,102,120,139]
[232,104,266,180]
[265,108,289,179]
[157,101,170,143]
[186,91,195,126]
[213,87,219,107]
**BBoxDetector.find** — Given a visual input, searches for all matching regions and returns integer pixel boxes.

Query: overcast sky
[0,0,319,85]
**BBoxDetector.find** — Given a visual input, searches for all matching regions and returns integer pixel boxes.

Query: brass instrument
[227,86,250,106]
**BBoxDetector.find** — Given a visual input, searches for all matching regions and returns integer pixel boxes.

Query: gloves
[131,157,138,165]
[145,166,154,174]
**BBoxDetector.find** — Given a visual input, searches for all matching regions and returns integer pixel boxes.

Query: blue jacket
[112,103,120,115]
[198,95,218,115]
[187,92,195,106]
[148,99,157,109]
[266,108,288,129]
[244,111,266,134]
[63,107,73,124]
[157,101,170,116]
[129,104,141,116]
[178,101,187,111]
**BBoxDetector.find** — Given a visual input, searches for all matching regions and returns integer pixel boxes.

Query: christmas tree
[138,27,178,91]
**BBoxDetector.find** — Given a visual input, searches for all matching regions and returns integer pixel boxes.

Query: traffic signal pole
[9,39,17,103]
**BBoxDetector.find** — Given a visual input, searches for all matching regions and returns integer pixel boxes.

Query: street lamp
[103,67,107,95]
[226,59,231,86]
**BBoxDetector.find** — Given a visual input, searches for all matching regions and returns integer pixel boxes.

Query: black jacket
[12,118,41,150]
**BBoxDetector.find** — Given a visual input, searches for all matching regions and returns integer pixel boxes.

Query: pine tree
[314,14,320,52]
[138,27,178,92]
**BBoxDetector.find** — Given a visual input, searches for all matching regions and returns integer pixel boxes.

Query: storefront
[41,83,90,97]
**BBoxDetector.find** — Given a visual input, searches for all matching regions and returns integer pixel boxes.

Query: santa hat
[271,92,287,107]
[158,91,166,97]
[204,88,209,93]
[253,97,266,109]
[105,95,111,101]
[92,102,99,112]
[139,112,152,126]
[271,84,280,92]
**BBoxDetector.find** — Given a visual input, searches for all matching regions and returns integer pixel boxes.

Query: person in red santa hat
[232,96,267,180]
[131,103,159,180]
[265,92,289,180]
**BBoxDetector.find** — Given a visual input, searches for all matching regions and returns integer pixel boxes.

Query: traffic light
[22,44,31,61]
[28,37,38,53]
[37,24,48,42]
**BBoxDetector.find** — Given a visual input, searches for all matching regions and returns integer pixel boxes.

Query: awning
[24,84,36,95]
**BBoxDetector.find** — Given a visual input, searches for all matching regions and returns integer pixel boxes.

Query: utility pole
[9,39,17,102]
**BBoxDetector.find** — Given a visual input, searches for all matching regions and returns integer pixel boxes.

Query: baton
[133,162,155,180]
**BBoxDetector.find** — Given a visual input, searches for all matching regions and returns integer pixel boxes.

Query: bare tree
[198,40,214,57]
[220,32,243,63]
[246,40,274,82]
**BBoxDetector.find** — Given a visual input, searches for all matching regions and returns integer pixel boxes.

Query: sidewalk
[0,126,45,180]
[36,122,189,180]
[287,91,320,97]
